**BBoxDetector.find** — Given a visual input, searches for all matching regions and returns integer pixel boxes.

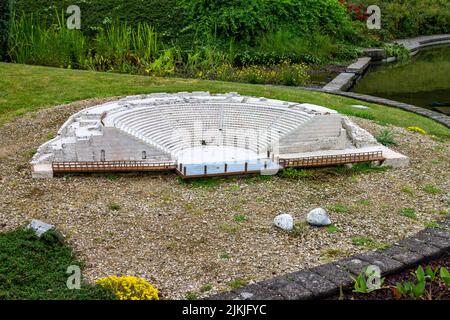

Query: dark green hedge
[11,0,360,45]
[0,0,11,60]
[11,0,186,40]
[180,0,358,43]
[350,0,450,40]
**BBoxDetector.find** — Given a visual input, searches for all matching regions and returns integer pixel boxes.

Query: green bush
[375,129,397,147]
[0,228,115,299]
[181,0,359,44]
[0,0,11,60]
[349,0,450,40]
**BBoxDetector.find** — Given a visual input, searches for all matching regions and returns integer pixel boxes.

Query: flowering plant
[96,275,159,300]
[407,126,427,135]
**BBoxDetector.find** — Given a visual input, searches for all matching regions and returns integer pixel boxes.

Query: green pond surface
[353,46,450,115]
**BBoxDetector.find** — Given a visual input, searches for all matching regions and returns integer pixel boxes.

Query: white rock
[350,105,370,109]
[240,292,254,300]
[27,219,54,237]
[273,213,294,231]
[307,208,332,226]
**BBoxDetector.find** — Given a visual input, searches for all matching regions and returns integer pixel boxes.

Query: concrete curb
[302,88,450,129]
[205,217,450,300]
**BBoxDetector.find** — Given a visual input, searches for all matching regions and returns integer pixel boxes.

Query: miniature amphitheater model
[31,92,409,179]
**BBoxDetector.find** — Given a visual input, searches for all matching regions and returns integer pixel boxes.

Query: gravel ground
[0,99,449,299]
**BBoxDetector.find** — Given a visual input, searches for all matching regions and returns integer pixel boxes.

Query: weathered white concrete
[177,146,260,164]
[31,92,409,177]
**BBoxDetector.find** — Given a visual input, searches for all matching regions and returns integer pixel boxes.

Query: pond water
[353,46,450,115]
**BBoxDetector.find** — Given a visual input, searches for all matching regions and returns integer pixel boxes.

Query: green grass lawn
[0,62,448,138]
[0,228,115,299]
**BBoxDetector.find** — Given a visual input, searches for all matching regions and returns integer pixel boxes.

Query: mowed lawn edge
[0,62,448,138]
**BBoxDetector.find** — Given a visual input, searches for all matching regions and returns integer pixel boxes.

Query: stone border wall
[206,217,450,300]
[321,34,450,128]
[303,88,450,128]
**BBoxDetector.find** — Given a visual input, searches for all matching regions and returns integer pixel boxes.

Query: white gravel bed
[0,99,448,299]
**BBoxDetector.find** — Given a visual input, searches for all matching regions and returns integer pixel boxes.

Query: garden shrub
[96,275,159,300]
[0,0,11,60]
[347,0,450,40]
[180,0,359,44]
[375,129,397,147]
[0,228,114,299]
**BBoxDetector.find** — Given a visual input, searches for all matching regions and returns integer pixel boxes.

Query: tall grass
[7,14,317,85]
[87,22,159,73]
[8,12,86,68]
[9,13,160,73]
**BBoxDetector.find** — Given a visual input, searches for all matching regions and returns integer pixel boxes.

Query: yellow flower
[407,126,427,135]
[96,275,159,300]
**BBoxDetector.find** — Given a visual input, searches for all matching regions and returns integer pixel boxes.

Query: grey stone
[396,238,444,259]
[355,250,404,275]
[323,73,357,92]
[306,208,332,226]
[230,283,282,300]
[206,291,238,300]
[346,57,371,74]
[363,48,387,60]
[414,229,450,250]
[239,292,254,300]
[350,105,370,109]
[382,244,423,268]
[437,217,450,229]
[311,263,354,289]
[261,275,312,300]
[333,257,372,276]
[289,270,338,298]
[27,219,54,237]
[273,213,294,231]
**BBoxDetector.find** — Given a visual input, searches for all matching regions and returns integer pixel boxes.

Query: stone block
[396,238,444,260]
[333,257,372,276]
[289,270,338,298]
[310,263,354,289]
[381,244,423,268]
[260,275,313,300]
[354,250,404,275]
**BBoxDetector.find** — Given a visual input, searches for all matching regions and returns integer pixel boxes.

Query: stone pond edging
[320,34,450,128]
[205,217,450,300]
[316,34,450,128]
[323,34,450,92]
[302,87,450,129]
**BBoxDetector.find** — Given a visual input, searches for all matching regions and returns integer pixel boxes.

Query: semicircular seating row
[112,103,315,157]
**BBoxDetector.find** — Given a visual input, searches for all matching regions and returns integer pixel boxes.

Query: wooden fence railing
[52,161,176,173]
[279,151,384,168]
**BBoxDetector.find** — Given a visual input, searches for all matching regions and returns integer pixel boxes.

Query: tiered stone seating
[111,101,316,156]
